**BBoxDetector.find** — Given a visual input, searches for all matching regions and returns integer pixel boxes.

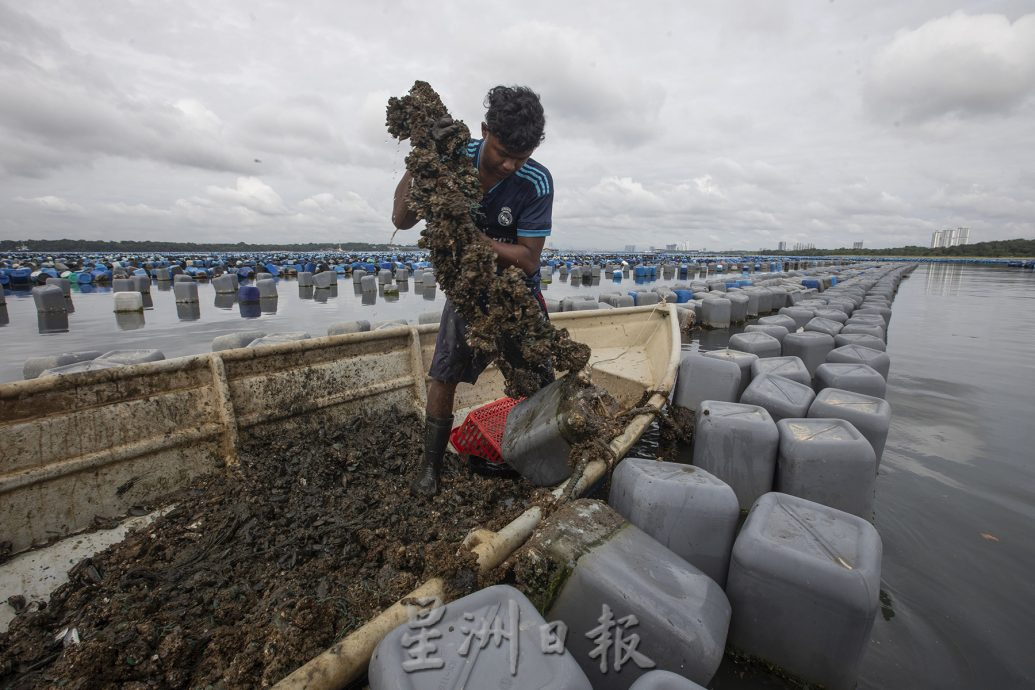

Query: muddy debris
[617,390,696,464]
[386,80,591,400]
[387,81,635,490]
[5,597,26,616]
[0,543,13,568]
[0,409,549,689]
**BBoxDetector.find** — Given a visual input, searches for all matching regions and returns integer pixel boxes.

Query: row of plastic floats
[363,263,912,690]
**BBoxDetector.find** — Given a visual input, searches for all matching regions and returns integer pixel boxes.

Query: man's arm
[487,235,545,276]
[392,171,419,229]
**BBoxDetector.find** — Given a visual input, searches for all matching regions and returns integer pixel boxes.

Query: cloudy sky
[1,1,1033,250]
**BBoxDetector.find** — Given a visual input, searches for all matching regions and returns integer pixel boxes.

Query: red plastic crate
[450,397,523,465]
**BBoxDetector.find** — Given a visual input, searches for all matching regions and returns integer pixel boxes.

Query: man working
[391,85,554,496]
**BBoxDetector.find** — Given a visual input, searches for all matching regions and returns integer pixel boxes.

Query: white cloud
[238,97,350,162]
[479,22,667,148]
[100,201,173,218]
[203,177,288,216]
[14,195,84,213]
[298,191,372,215]
[0,4,249,177]
[172,196,267,229]
[358,90,394,146]
[294,191,384,229]
[865,12,1035,125]
[694,175,724,198]
[173,99,224,134]
[586,177,666,212]
[929,183,1035,220]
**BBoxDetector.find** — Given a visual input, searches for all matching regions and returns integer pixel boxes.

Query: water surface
[859,264,1035,689]
[0,273,634,382]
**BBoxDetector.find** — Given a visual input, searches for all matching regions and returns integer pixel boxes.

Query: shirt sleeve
[516,167,553,238]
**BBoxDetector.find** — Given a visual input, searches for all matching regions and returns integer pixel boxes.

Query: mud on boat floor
[0,409,549,689]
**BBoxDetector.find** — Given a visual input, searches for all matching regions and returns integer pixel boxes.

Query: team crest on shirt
[498,206,513,226]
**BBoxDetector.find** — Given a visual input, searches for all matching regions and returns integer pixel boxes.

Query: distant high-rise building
[665,243,677,251]
[777,241,787,251]
[624,244,636,253]
[853,241,864,249]
[933,227,971,248]
[791,242,815,251]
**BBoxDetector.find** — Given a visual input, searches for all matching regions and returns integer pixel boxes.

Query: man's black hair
[484,85,546,153]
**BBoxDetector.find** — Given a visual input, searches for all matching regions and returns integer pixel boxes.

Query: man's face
[480,122,534,179]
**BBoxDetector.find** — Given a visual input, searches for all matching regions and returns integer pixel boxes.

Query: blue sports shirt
[465,139,553,247]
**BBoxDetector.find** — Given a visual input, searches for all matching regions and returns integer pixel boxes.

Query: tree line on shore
[759,238,1035,258]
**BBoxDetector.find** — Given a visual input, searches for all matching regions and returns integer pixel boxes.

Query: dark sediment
[0,409,549,689]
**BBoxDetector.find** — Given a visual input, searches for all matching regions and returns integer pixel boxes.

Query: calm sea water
[705,264,1035,689]
[0,275,446,383]
[855,264,1035,689]
[2,264,1033,688]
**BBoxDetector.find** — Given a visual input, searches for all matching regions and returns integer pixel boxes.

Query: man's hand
[485,235,546,277]
[392,171,419,229]
[431,115,459,142]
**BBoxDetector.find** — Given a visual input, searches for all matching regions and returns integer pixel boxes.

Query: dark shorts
[428,292,551,385]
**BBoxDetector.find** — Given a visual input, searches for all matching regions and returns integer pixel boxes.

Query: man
[391,85,554,496]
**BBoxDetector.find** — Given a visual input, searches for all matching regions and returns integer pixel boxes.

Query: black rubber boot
[410,415,454,496]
